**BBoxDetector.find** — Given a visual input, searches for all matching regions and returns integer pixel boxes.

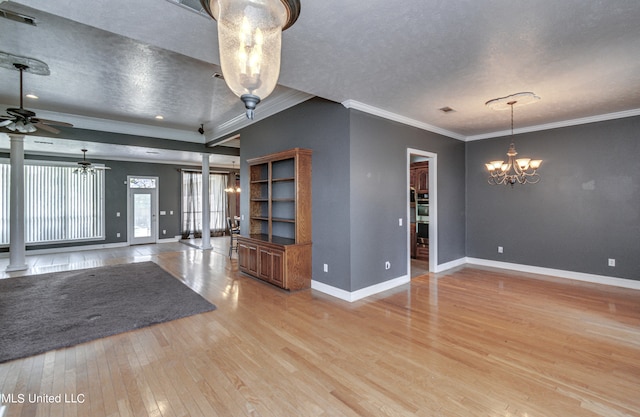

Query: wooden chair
[227,217,240,257]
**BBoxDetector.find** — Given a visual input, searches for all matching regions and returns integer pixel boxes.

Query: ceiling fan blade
[0,119,13,127]
[31,118,73,127]
[33,122,60,134]
[94,166,112,170]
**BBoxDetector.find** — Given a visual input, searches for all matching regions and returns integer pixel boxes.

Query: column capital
[8,133,26,141]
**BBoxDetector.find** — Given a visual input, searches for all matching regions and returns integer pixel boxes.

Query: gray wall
[238,98,353,290]
[238,99,466,292]
[349,110,466,291]
[466,116,640,280]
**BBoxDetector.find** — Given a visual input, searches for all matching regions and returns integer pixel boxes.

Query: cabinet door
[238,242,249,270]
[270,249,285,287]
[258,247,272,280]
[239,242,258,274]
[418,168,429,193]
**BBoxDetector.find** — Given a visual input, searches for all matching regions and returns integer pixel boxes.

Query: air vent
[439,106,455,113]
[0,8,37,26]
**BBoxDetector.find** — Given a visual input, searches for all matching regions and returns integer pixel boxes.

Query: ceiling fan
[0,63,73,134]
[74,149,111,174]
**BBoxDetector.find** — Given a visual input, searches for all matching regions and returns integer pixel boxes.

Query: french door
[128,176,158,245]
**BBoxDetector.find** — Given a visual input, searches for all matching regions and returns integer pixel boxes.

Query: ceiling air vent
[0,8,37,26]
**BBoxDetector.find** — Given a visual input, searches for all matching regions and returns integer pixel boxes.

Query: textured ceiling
[1,0,640,164]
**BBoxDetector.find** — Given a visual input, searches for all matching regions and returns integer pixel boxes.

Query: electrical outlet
[162,230,167,235]
[116,212,120,217]
[116,232,121,238]
[385,261,391,270]
[497,246,504,254]
[399,218,402,226]
[608,258,616,267]
[323,263,328,273]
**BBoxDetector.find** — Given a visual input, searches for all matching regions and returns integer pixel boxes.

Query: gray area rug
[0,261,216,363]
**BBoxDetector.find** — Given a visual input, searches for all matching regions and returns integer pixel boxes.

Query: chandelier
[484,93,542,186]
[225,161,241,193]
[200,0,301,120]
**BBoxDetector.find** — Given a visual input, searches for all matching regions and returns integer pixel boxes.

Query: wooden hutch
[237,148,312,290]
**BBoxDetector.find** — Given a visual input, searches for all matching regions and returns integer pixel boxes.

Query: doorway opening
[127,176,159,245]
[407,149,437,277]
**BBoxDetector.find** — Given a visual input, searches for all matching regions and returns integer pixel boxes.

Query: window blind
[0,162,105,245]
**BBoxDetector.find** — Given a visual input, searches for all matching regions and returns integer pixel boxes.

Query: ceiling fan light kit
[484,92,543,187]
[74,149,111,175]
[0,57,73,134]
[200,0,301,120]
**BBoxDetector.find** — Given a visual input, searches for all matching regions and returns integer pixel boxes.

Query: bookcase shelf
[239,148,312,290]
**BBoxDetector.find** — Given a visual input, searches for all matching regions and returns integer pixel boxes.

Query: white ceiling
[1,0,640,165]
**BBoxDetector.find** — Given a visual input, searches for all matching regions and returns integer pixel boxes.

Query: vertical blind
[0,162,105,245]
[0,163,9,244]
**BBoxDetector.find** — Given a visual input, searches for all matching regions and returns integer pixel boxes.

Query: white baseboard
[463,257,640,290]
[312,274,410,303]
[0,238,185,259]
[158,236,181,243]
[313,258,639,303]
[0,242,129,258]
[433,257,467,273]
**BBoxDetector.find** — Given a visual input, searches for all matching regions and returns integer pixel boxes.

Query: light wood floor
[1,239,639,417]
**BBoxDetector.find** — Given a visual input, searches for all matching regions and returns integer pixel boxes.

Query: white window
[0,160,105,245]
[181,171,228,237]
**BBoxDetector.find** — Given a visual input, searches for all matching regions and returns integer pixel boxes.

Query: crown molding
[0,104,205,143]
[464,108,640,141]
[211,89,314,139]
[342,100,466,141]
[341,100,640,142]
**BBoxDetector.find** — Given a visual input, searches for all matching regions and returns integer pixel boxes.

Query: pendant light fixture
[200,0,301,120]
[484,92,543,186]
[225,161,241,193]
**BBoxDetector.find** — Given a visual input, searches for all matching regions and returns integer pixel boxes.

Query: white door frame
[127,175,159,245]
[407,148,437,274]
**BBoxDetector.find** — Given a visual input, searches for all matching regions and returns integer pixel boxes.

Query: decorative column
[6,134,28,271]
[201,153,212,250]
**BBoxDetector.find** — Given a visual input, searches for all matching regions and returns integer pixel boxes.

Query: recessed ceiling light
[155,115,164,120]
[26,93,38,99]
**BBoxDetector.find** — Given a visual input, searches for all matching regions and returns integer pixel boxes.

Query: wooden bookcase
[237,148,312,290]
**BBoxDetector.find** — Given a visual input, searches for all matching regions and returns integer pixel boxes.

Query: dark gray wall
[103,160,186,244]
[0,153,201,251]
[237,99,466,292]
[349,111,466,291]
[466,116,640,280]
[237,98,353,290]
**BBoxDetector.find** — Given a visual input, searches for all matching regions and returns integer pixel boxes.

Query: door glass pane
[134,194,151,238]
[130,178,157,188]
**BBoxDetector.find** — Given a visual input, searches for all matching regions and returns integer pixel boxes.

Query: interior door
[128,177,158,245]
